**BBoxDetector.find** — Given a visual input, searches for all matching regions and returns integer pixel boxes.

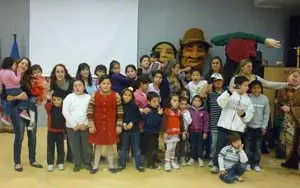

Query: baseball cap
[210,73,223,80]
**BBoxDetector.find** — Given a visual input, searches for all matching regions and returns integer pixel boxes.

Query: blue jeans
[119,131,143,169]
[245,127,262,167]
[189,132,204,160]
[220,163,247,184]
[3,88,28,116]
[10,104,37,164]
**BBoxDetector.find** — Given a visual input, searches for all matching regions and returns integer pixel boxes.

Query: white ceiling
[254,0,300,8]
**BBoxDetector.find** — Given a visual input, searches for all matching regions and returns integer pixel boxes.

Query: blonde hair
[235,59,252,75]
[291,69,300,75]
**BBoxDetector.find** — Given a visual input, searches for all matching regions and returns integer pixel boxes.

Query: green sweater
[211,32,266,46]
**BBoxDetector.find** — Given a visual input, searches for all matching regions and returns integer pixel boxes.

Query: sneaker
[210,166,219,173]
[109,168,119,173]
[187,158,195,166]
[1,115,11,126]
[235,176,244,182]
[164,163,171,172]
[48,164,54,172]
[73,165,81,172]
[137,166,145,172]
[180,157,187,166]
[198,158,204,167]
[254,166,261,172]
[208,160,213,167]
[20,111,31,121]
[246,164,252,171]
[171,160,180,169]
[90,168,99,174]
[58,164,64,171]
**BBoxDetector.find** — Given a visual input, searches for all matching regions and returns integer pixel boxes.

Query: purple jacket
[111,73,134,94]
[189,107,209,133]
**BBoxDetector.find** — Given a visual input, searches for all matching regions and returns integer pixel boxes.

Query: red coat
[164,108,181,135]
[88,91,118,145]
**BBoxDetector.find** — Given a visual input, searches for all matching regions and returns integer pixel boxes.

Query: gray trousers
[66,128,92,166]
[210,131,218,159]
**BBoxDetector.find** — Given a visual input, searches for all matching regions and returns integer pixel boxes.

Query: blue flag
[10,34,20,60]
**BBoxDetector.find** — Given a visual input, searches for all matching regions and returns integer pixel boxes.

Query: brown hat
[180,28,211,47]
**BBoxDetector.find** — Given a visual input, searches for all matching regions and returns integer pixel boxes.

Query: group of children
[0,52,271,184]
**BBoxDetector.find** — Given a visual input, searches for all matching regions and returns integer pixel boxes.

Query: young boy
[149,51,161,71]
[45,91,66,172]
[176,96,192,166]
[219,133,248,184]
[143,92,163,169]
[207,73,224,166]
[211,76,254,173]
[246,80,270,172]
[185,69,208,102]
[31,64,48,104]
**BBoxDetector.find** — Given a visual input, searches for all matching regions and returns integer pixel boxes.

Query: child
[219,133,248,184]
[143,92,163,169]
[186,69,208,102]
[45,91,65,172]
[207,73,225,166]
[118,87,144,172]
[0,57,30,125]
[177,96,192,166]
[245,80,270,172]
[162,94,186,171]
[134,75,151,114]
[187,95,209,167]
[180,88,190,103]
[149,51,161,72]
[211,76,254,173]
[31,64,48,104]
[88,76,123,174]
[62,79,92,172]
[125,64,137,80]
[147,70,163,98]
[109,60,134,94]
[94,64,107,87]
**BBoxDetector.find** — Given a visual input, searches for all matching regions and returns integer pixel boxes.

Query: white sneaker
[180,157,187,166]
[187,158,194,166]
[198,158,204,167]
[48,164,54,172]
[254,166,261,172]
[208,160,213,167]
[210,166,219,173]
[246,164,252,171]
[58,164,64,171]
[171,160,180,169]
[164,163,171,172]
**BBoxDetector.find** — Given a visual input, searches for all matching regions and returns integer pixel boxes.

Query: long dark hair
[1,57,15,69]
[205,56,223,80]
[17,57,32,89]
[50,64,72,90]
[121,87,135,104]
[76,63,93,86]
[73,78,88,94]
[109,60,120,76]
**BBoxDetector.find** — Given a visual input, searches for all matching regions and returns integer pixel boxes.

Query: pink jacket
[0,69,21,89]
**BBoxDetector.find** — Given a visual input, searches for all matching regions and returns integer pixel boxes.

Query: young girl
[147,70,163,98]
[205,56,223,83]
[109,60,134,94]
[45,91,65,172]
[207,73,225,167]
[94,64,107,88]
[180,88,190,103]
[125,64,137,80]
[88,76,123,174]
[162,94,186,171]
[186,69,208,102]
[76,63,97,95]
[118,87,144,172]
[0,57,31,125]
[187,95,209,167]
[31,64,48,105]
[62,79,92,172]
[134,75,150,114]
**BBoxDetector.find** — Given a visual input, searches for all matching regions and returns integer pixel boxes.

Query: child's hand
[158,107,163,115]
[123,123,127,130]
[239,143,244,151]
[203,133,208,140]
[163,133,168,141]
[79,124,87,131]
[182,132,187,140]
[116,127,122,134]
[220,170,227,176]
[143,108,151,114]
[47,90,53,100]
[237,110,245,117]
[262,128,266,136]
[73,125,79,131]
[127,122,133,130]
[281,105,290,113]
[89,127,96,134]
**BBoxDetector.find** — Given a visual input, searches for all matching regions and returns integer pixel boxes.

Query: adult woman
[279,70,300,170]
[2,57,43,171]
[50,64,74,162]
[75,63,97,95]
[205,56,224,83]
[165,59,185,95]
[229,59,288,90]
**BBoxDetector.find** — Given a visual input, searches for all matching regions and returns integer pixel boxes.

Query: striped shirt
[218,145,248,171]
[207,90,223,131]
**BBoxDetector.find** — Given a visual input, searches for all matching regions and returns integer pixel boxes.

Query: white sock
[29,110,35,125]
[107,155,114,169]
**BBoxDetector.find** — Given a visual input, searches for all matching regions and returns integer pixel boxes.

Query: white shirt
[147,83,160,96]
[62,93,91,128]
[186,80,208,102]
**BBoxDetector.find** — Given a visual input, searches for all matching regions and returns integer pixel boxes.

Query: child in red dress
[88,75,123,174]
